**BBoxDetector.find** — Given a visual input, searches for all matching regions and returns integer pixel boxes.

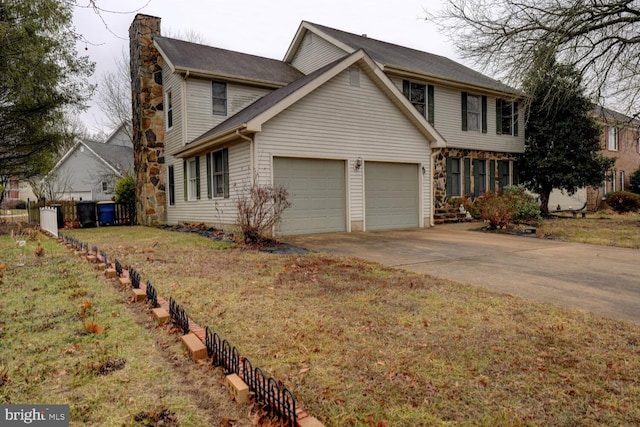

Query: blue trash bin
[97,201,116,226]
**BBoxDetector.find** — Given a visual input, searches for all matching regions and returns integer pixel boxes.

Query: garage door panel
[274,157,346,235]
[365,162,418,231]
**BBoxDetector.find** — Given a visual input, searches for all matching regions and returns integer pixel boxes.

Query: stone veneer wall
[432,147,519,211]
[129,14,166,226]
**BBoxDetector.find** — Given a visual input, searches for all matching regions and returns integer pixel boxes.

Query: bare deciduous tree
[428,0,640,115]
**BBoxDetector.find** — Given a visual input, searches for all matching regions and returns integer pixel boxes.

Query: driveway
[284,223,640,324]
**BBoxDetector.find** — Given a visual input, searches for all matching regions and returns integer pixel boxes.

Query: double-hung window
[403,80,435,125]
[462,92,487,133]
[496,99,518,136]
[607,127,619,151]
[206,148,229,198]
[212,81,227,116]
[184,157,200,201]
[166,89,173,129]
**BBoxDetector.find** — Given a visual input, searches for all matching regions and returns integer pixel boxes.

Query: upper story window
[402,80,434,125]
[206,148,229,199]
[462,92,487,133]
[496,99,518,136]
[101,181,108,192]
[607,126,618,151]
[166,89,173,129]
[212,81,227,116]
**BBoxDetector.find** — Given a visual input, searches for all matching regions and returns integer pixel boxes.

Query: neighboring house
[589,106,640,209]
[548,106,640,212]
[44,124,134,201]
[129,15,525,234]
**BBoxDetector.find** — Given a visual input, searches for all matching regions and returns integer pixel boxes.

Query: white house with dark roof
[129,15,524,234]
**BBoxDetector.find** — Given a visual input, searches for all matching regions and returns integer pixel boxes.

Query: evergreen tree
[0,0,94,192]
[520,54,614,215]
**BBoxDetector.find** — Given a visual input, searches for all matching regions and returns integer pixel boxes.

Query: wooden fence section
[27,200,135,227]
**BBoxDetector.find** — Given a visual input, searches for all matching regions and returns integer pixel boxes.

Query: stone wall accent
[432,147,519,211]
[129,15,166,226]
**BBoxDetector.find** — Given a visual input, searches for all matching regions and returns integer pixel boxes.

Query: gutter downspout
[430,148,439,227]
[235,129,254,186]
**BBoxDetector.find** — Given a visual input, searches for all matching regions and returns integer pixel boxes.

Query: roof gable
[173,50,446,158]
[285,22,521,97]
[49,140,133,178]
[154,36,303,87]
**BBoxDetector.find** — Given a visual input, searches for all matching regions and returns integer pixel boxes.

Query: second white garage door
[365,162,419,231]
[273,157,346,235]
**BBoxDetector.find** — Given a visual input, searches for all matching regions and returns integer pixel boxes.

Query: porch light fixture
[355,157,363,171]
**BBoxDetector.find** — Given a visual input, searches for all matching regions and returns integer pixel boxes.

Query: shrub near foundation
[606,191,640,213]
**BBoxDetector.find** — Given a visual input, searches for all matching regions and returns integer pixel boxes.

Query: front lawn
[539,211,640,249]
[59,226,640,426]
[0,230,249,426]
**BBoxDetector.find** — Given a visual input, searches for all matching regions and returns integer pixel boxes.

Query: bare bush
[236,182,291,244]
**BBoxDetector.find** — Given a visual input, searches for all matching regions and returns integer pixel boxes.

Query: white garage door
[273,157,346,235]
[365,162,419,231]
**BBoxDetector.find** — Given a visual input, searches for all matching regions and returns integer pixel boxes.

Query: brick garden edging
[57,233,324,427]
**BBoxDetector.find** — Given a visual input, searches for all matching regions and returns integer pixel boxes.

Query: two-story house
[129,15,524,234]
[590,106,640,209]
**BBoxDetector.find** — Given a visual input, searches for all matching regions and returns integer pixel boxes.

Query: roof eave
[384,66,525,99]
[172,67,287,89]
[172,125,250,158]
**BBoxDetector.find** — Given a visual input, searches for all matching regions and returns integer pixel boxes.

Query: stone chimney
[129,14,166,226]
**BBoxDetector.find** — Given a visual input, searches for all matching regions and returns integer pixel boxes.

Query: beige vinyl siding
[166,141,251,226]
[389,77,524,153]
[255,66,431,229]
[290,31,349,74]
[163,67,184,152]
[436,86,524,152]
[185,78,272,142]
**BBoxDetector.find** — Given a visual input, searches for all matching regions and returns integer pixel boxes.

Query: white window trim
[187,158,198,200]
[607,126,618,151]
[467,94,482,133]
[166,89,173,130]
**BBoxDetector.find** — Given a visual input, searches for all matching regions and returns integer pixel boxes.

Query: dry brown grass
[59,226,640,426]
[539,211,640,249]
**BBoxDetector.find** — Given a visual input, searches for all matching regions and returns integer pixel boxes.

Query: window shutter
[512,160,520,185]
[489,160,496,192]
[183,160,187,201]
[206,153,212,199]
[461,92,468,131]
[481,96,487,133]
[464,157,471,197]
[496,99,503,135]
[223,148,230,198]
[428,85,435,126]
[195,156,201,200]
[445,157,453,196]
[513,102,519,136]
[402,80,410,98]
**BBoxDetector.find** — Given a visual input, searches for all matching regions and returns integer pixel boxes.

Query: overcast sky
[72,0,458,135]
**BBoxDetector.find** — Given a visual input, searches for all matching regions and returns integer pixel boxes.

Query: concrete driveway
[284,223,640,324]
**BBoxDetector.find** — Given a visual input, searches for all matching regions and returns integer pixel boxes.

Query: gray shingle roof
[154,36,303,85]
[85,141,134,175]
[305,22,520,95]
[593,106,640,126]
